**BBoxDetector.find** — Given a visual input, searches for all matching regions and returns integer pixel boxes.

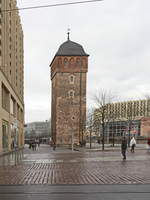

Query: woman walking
[130,137,136,153]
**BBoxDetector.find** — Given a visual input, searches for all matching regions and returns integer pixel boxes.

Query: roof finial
[67,28,70,41]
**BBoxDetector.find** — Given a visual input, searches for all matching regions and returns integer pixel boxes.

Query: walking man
[121,136,127,160]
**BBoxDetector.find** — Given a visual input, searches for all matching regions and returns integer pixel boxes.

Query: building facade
[25,121,51,140]
[50,35,89,146]
[94,99,150,138]
[0,0,24,153]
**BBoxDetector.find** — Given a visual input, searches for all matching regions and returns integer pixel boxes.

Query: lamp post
[128,120,131,147]
[71,116,75,151]
[71,130,74,151]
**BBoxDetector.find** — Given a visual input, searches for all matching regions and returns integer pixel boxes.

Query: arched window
[76,58,82,66]
[64,58,68,67]
[69,58,74,66]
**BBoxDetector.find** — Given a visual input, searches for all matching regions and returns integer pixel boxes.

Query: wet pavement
[0,145,150,199]
[0,144,150,185]
[0,150,24,166]
[0,184,150,200]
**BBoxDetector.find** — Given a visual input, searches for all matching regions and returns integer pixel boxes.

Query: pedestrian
[34,141,37,151]
[38,140,40,147]
[147,138,150,153]
[97,138,100,144]
[29,140,32,149]
[121,136,127,160]
[130,137,136,153]
[53,141,56,151]
[31,141,35,151]
[11,140,15,150]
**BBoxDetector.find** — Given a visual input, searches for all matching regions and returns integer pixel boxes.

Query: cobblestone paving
[0,146,150,185]
[0,158,150,184]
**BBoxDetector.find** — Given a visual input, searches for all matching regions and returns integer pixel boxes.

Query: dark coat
[121,138,127,150]
[147,138,150,145]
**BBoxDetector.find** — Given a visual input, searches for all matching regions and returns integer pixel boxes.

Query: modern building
[24,121,51,141]
[94,99,150,138]
[0,0,24,153]
[50,34,89,146]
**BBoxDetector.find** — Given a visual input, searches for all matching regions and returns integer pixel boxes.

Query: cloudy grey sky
[17,0,150,123]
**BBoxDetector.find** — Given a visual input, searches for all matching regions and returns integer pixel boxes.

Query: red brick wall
[51,56,88,145]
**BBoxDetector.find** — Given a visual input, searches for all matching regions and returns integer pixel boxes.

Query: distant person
[53,141,56,151]
[97,138,101,144]
[11,140,15,150]
[29,140,32,149]
[147,138,150,152]
[33,140,37,151]
[130,137,136,153]
[121,136,127,160]
[38,141,40,147]
[35,139,39,148]
[31,141,35,151]
[14,141,18,150]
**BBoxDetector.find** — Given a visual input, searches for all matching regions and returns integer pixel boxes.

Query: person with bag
[130,137,136,153]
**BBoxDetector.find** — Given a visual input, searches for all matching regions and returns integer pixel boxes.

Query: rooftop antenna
[67,28,71,40]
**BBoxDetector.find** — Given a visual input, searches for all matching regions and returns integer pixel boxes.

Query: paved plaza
[0,144,150,199]
[0,144,150,185]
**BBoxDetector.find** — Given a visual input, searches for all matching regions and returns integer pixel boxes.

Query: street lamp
[71,116,75,151]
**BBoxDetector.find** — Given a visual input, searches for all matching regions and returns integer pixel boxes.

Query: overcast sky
[17,0,150,123]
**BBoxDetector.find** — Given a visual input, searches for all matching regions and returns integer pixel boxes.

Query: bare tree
[86,108,95,149]
[92,89,116,150]
[107,105,120,147]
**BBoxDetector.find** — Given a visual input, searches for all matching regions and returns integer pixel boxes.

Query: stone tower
[50,35,89,146]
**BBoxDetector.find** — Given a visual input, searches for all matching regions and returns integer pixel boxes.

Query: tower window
[69,75,75,84]
[68,90,75,98]
[69,58,74,66]
[64,58,68,67]
[76,58,82,66]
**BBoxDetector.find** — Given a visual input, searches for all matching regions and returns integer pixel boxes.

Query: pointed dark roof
[55,40,89,56]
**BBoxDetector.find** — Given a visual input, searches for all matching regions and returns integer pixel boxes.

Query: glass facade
[104,120,141,137]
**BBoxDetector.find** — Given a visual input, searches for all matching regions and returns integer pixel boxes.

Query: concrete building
[94,99,150,138]
[50,34,89,146]
[0,0,24,153]
[25,121,51,140]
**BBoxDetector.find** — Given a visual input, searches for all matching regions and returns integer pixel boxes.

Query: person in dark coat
[121,136,127,160]
[147,138,150,152]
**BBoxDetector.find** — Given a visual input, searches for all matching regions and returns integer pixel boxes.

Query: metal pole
[112,123,115,147]
[90,127,92,149]
[128,121,131,147]
[71,131,74,151]
[79,72,82,144]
